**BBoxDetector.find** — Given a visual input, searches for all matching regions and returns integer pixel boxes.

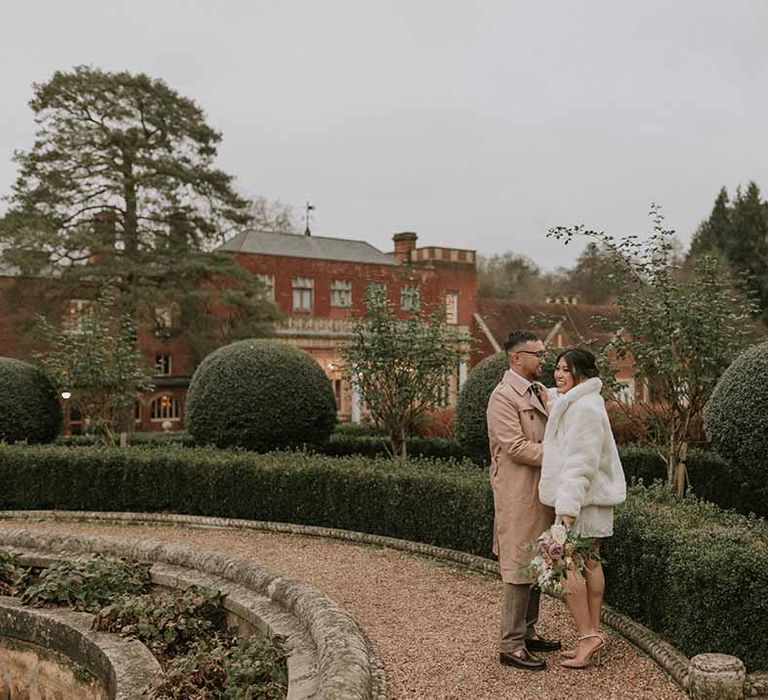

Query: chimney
[392,231,417,263]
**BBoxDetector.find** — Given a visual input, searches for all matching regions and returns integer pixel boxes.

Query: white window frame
[445,290,458,324]
[615,379,636,405]
[292,276,314,312]
[154,353,172,376]
[401,284,420,311]
[330,279,352,308]
[256,273,275,301]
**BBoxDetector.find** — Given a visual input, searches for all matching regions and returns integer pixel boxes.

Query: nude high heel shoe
[560,632,605,659]
[560,633,605,669]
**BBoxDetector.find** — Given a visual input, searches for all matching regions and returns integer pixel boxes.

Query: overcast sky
[1,1,767,269]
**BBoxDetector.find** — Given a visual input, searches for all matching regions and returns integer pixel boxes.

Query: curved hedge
[1,444,768,670]
[705,340,768,483]
[0,358,61,444]
[455,352,508,464]
[186,340,336,451]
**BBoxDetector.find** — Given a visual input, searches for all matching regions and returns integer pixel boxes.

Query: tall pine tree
[0,66,278,361]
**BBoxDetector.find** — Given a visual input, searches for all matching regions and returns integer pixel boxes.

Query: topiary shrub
[455,352,508,464]
[704,339,768,485]
[0,357,61,443]
[186,340,336,451]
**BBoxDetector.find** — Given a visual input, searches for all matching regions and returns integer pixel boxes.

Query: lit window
[155,353,172,376]
[292,277,314,311]
[401,284,420,311]
[63,299,92,333]
[330,279,352,308]
[256,274,275,301]
[445,291,458,324]
[150,394,180,421]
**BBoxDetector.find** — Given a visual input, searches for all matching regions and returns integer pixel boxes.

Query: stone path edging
[0,523,386,700]
[0,594,161,699]
[0,509,758,698]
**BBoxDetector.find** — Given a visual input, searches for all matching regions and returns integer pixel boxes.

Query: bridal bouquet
[524,523,600,595]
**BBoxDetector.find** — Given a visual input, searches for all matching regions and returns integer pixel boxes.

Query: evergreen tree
[0,66,278,361]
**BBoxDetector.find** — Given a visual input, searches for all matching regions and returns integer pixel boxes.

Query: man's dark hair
[504,330,540,353]
[555,347,600,382]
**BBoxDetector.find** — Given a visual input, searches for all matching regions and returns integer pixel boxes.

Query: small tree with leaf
[341,285,470,458]
[33,288,155,445]
[549,205,757,497]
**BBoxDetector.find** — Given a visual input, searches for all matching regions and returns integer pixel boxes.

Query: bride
[538,348,627,668]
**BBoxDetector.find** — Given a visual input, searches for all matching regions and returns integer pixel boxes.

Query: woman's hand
[558,514,576,530]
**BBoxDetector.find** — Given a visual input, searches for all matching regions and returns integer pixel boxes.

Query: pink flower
[549,544,564,561]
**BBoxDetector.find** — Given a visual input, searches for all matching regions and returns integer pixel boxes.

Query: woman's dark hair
[555,348,600,382]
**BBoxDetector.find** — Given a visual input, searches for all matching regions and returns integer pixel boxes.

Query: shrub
[0,357,61,443]
[605,484,768,670]
[705,339,768,485]
[455,352,508,464]
[411,407,456,438]
[22,556,151,612]
[3,444,768,669]
[325,434,471,462]
[186,340,336,452]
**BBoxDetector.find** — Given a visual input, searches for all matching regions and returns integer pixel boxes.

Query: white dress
[571,504,614,539]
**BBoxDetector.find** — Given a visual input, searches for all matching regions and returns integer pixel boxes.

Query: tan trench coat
[487,370,555,584]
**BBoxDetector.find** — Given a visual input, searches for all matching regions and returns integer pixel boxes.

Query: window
[330,279,352,308]
[292,276,314,311]
[366,281,386,306]
[256,274,275,301]
[63,299,92,333]
[400,284,420,311]
[153,303,180,336]
[155,353,172,376]
[616,379,636,405]
[445,291,458,324]
[150,394,181,421]
[134,400,142,424]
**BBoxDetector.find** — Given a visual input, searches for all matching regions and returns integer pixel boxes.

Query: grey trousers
[500,582,541,653]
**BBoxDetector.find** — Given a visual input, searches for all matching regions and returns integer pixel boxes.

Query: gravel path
[0,520,687,700]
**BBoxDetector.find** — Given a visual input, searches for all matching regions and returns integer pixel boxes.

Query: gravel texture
[0,520,687,700]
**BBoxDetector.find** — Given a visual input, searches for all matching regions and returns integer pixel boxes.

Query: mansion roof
[219,229,399,266]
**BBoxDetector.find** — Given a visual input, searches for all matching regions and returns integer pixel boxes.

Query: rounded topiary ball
[705,340,768,481]
[0,357,61,443]
[186,339,337,451]
[456,352,509,464]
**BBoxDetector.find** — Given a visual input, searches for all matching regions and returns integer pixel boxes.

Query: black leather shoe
[499,649,547,671]
[525,637,562,653]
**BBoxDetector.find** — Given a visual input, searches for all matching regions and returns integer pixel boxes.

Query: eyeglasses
[517,350,547,359]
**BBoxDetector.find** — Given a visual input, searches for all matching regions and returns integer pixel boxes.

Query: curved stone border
[0,509,758,697]
[0,595,161,699]
[0,524,387,700]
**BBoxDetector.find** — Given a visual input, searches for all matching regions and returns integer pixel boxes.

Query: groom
[487,330,559,671]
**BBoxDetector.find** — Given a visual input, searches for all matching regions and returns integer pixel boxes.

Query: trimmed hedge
[186,340,336,452]
[605,484,768,670]
[325,433,470,462]
[0,357,61,444]
[2,444,768,670]
[455,352,508,464]
[705,339,768,485]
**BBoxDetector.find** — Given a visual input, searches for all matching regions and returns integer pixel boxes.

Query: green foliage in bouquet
[525,524,601,595]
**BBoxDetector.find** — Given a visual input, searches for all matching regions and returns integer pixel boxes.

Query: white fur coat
[539,378,626,518]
